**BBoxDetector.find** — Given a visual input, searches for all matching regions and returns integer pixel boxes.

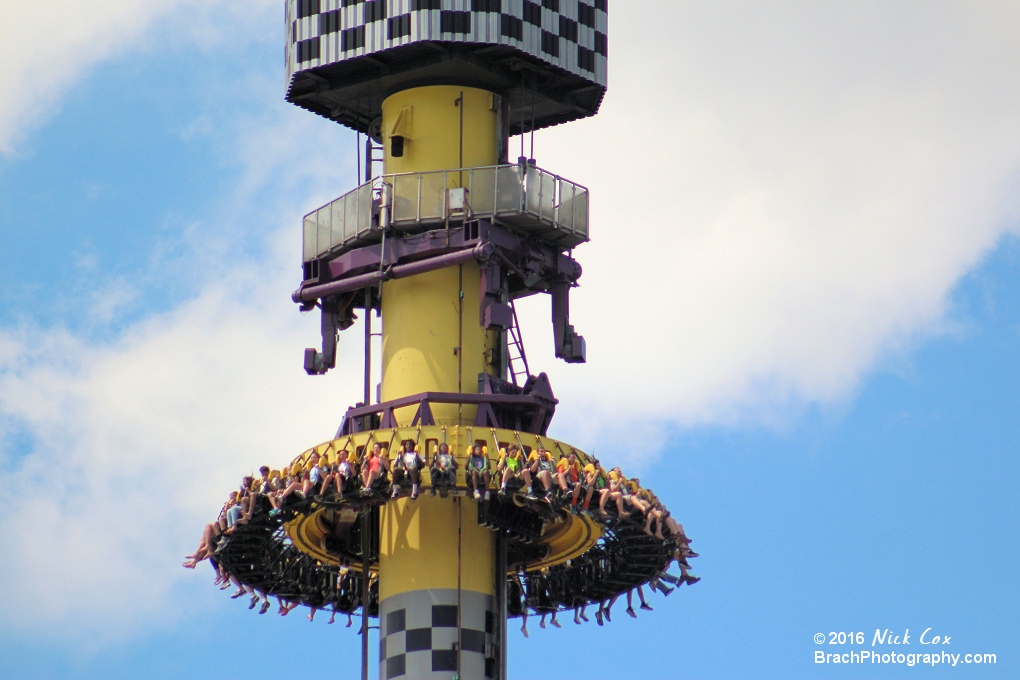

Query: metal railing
[302,163,589,263]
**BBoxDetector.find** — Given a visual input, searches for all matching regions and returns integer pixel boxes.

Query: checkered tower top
[285,0,608,136]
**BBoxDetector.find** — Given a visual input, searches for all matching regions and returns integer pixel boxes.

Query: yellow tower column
[377,86,500,680]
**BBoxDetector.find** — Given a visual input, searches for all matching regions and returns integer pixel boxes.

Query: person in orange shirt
[360,443,389,494]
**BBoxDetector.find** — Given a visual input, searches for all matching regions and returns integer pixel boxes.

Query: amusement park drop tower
[206,3,686,679]
[289,4,602,676]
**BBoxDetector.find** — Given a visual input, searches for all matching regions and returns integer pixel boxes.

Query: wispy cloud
[0,100,362,637]
[518,0,1020,448]
[0,0,277,154]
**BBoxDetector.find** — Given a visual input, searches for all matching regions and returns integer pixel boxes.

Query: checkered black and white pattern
[286,0,608,89]
[379,589,496,679]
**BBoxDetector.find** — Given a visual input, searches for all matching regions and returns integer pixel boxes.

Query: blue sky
[1,2,1018,678]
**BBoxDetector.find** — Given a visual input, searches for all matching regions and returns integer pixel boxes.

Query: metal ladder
[364,137,384,182]
[507,300,531,387]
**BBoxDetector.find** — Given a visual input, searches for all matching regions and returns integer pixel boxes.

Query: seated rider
[599,466,629,517]
[360,443,388,494]
[276,464,307,507]
[625,477,651,515]
[391,440,425,500]
[496,444,536,499]
[430,443,458,495]
[325,449,355,498]
[257,466,272,496]
[466,444,491,501]
[304,452,321,496]
[528,447,557,498]
[555,451,582,507]
[577,459,606,513]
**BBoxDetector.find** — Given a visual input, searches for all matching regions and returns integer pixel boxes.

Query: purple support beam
[293,244,493,304]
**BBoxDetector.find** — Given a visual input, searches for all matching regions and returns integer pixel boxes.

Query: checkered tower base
[287,0,608,89]
[379,589,496,679]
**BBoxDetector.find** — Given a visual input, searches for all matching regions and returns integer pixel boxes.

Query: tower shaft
[377,85,501,680]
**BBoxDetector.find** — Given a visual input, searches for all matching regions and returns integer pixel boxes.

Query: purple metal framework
[336,372,558,437]
[295,219,586,377]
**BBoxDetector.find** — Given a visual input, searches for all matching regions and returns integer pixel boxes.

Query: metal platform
[302,162,589,266]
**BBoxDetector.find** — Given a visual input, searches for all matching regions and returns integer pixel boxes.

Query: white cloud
[516,0,1020,447]
[0,268,361,640]
[0,95,359,635]
[2,0,1020,643]
[0,0,276,154]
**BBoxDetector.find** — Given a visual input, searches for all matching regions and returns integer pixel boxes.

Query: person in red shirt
[555,450,582,506]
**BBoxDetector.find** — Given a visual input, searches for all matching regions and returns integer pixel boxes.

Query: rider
[496,444,536,499]
[430,443,458,495]
[360,443,389,494]
[391,440,425,500]
[528,447,557,498]
[578,459,606,513]
[555,451,582,507]
[466,444,491,501]
[330,449,355,497]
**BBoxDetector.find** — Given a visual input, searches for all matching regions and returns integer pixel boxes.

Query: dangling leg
[521,469,535,497]
[638,585,653,611]
[410,468,420,500]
